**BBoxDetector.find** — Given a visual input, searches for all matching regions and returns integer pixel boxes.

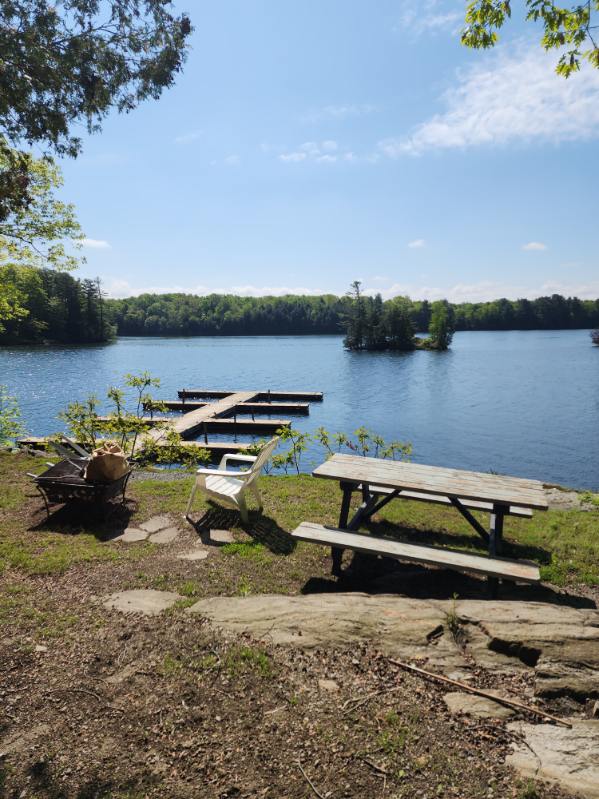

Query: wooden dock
[156,400,310,415]
[142,387,322,458]
[178,389,323,402]
[21,387,322,463]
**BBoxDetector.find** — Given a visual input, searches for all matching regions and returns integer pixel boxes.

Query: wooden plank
[203,418,289,433]
[179,389,323,402]
[255,391,323,402]
[97,416,170,426]
[141,391,259,450]
[356,484,532,518]
[154,440,250,457]
[292,522,541,583]
[313,454,547,510]
[171,391,258,438]
[155,400,310,415]
[233,401,310,415]
[151,401,209,412]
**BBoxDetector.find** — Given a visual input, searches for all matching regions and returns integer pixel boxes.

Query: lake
[1,330,598,490]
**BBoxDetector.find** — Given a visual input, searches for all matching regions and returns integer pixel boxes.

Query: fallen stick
[342,685,402,714]
[297,761,325,799]
[386,658,572,729]
[358,756,389,776]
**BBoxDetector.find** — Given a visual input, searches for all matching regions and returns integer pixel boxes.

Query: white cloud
[82,238,111,249]
[105,280,327,299]
[522,241,547,251]
[174,130,203,145]
[301,104,378,123]
[408,239,426,249]
[395,1,462,36]
[379,44,599,157]
[105,278,599,302]
[278,140,358,164]
[364,279,599,302]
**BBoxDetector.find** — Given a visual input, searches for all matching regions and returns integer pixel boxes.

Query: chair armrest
[196,467,250,478]
[221,453,258,468]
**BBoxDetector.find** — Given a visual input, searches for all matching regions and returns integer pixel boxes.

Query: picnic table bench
[292,454,548,587]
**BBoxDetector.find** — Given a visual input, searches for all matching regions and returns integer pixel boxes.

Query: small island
[343,281,454,352]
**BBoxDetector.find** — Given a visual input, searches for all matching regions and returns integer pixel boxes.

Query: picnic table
[293,454,548,587]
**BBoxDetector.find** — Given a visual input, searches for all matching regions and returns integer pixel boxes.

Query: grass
[0,582,78,639]
[377,711,411,755]
[1,452,599,590]
[224,644,272,678]
[221,540,269,561]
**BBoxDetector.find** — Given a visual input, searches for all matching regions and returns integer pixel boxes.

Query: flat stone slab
[443,691,515,719]
[115,527,148,543]
[148,526,179,544]
[140,515,172,533]
[507,719,599,798]
[177,549,209,561]
[103,589,181,616]
[209,529,235,544]
[187,594,599,694]
[318,679,340,693]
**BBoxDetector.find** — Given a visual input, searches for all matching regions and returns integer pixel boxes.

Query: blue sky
[62,0,599,302]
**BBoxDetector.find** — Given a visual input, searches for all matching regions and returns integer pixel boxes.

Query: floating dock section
[19,388,322,461]
[142,387,323,458]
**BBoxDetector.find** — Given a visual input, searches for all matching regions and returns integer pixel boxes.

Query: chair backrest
[247,436,279,482]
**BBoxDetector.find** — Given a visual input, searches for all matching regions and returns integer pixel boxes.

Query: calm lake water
[1,331,598,489]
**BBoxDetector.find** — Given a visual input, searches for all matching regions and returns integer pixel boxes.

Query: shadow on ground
[28,758,144,799]
[301,552,596,609]
[187,504,296,555]
[367,518,552,566]
[28,498,137,540]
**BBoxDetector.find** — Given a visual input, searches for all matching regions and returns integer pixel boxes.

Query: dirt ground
[1,456,596,798]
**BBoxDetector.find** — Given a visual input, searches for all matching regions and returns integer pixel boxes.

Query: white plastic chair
[185,437,279,524]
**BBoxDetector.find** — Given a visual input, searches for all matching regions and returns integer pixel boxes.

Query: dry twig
[386,658,572,728]
[297,760,325,799]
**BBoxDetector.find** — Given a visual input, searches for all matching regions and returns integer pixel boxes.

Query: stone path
[113,515,181,544]
[103,589,182,615]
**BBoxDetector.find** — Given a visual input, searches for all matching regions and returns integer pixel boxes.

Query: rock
[209,529,235,544]
[34,644,48,653]
[140,515,172,533]
[318,679,339,693]
[507,719,599,798]
[148,526,179,544]
[103,589,181,616]
[186,594,599,697]
[115,527,148,543]
[443,691,515,719]
[535,657,599,700]
[593,701,599,719]
[177,549,209,561]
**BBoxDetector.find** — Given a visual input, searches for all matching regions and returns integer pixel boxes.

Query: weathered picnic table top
[313,453,548,511]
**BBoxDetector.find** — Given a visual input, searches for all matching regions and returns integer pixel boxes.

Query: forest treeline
[0,265,115,343]
[106,289,599,337]
[1,265,599,344]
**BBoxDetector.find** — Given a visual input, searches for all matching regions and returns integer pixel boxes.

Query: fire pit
[29,458,132,517]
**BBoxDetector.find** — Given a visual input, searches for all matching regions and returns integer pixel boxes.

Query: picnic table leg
[332,482,353,576]
[489,505,505,557]
[488,504,505,597]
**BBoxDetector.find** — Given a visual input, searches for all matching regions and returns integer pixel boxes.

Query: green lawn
[1,451,598,588]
